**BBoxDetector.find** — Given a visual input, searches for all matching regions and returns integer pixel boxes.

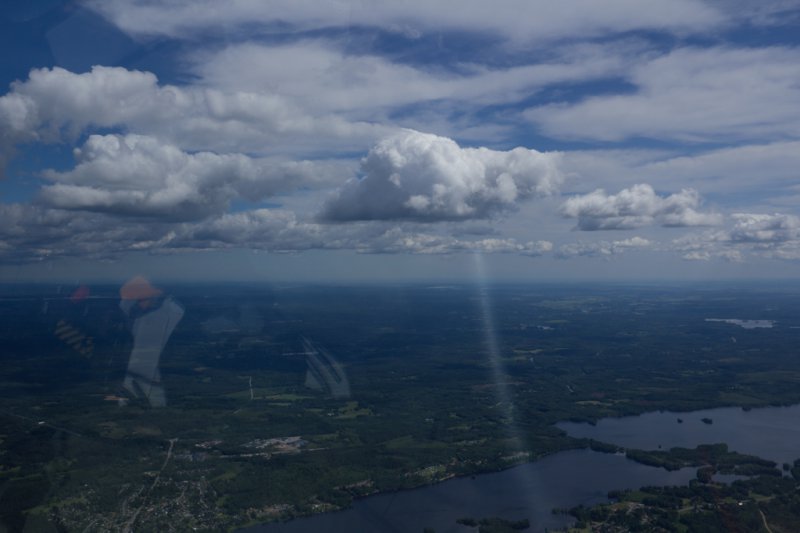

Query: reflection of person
[119,277,184,407]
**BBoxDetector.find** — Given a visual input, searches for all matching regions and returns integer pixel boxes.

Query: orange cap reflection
[120,276,163,306]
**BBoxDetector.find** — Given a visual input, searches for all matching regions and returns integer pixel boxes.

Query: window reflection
[118,276,183,407]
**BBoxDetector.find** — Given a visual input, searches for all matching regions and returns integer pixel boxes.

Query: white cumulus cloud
[671,213,800,261]
[0,66,385,168]
[561,183,722,230]
[728,213,800,244]
[39,134,349,220]
[321,130,563,222]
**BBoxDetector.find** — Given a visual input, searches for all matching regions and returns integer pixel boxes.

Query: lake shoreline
[243,401,800,532]
[242,447,699,532]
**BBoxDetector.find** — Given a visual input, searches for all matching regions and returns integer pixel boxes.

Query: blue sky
[1,0,799,282]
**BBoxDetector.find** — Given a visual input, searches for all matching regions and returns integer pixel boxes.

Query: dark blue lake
[557,404,800,466]
[247,449,696,533]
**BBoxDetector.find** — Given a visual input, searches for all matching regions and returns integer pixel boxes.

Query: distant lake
[705,318,775,329]
[557,404,800,466]
[247,449,696,533]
